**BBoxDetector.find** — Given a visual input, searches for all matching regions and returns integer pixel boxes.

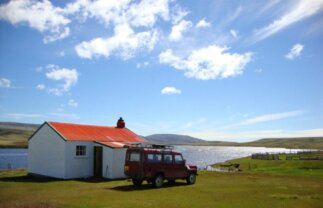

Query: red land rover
[124,144,198,188]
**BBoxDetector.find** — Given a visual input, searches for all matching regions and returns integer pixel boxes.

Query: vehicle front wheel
[186,173,196,185]
[132,178,143,186]
[153,174,164,188]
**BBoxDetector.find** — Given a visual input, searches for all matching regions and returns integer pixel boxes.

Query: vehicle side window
[164,154,173,164]
[147,154,162,163]
[174,155,184,164]
[129,152,140,162]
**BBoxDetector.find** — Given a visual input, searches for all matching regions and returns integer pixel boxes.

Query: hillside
[0,122,39,131]
[0,122,322,149]
[240,137,323,149]
[0,122,38,148]
[144,134,206,145]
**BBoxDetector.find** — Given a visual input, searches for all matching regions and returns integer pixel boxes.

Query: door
[94,146,103,177]
[173,154,187,178]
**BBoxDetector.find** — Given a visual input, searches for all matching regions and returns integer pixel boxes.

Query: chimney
[116,117,125,128]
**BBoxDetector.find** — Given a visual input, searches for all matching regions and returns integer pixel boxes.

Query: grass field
[213,154,323,177]
[1,157,323,208]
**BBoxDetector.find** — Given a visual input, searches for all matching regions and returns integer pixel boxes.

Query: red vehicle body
[124,144,198,188]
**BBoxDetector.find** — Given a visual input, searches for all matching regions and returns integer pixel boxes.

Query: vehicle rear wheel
[132,178,143,186]
[153,174,164,188]
[186,172,196,185]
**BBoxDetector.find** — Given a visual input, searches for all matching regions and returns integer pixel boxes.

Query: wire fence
[251,150,323,160]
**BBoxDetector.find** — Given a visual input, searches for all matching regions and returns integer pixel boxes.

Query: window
[76,145,86,156]
[174,155,184,164]
[164,154,173,164]
[130,152,140,162]
[147,154,162,163]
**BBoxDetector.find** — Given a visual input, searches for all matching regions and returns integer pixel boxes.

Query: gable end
[28,122,66,142]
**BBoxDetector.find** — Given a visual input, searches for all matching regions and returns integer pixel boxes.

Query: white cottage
[28,118,145,179]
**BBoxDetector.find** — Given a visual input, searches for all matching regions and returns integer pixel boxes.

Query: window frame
[129,152,141,162]
[174,154,184,164]
[147,153,162,163]
[163,154,173,164]
[76,145,87,157]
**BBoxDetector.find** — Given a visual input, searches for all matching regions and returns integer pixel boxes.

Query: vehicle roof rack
[127,143,174,150]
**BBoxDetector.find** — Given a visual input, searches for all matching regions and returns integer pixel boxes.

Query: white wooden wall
[101,146,127,179]
[28,124,66,178]
[65,141,94,179]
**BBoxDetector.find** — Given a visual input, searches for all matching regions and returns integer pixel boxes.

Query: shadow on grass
[74,177,126,183]
[0,174,125,184]
[109,181,188,192]
[0,175,63,183]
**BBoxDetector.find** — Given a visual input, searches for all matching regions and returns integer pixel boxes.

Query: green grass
[213,155,323,177]
[0,168,322,208]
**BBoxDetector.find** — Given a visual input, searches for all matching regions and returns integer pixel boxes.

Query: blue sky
[0,0,323,142]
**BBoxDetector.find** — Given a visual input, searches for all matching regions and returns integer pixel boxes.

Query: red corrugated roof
[48,122,145,146]
[96,141,126,148]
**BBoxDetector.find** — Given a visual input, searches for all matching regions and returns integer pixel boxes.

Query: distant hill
[144,134,206,145]
[0,122,322,149]
[240,137,323,149]
[0,122,39,148]
[0,122,39,131]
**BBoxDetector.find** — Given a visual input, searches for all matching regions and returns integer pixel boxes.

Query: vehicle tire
[186,172,196,185]
[153,174,164,188]
[132,178,143,186]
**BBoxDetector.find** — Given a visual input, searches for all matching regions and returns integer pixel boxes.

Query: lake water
[0,148,28,170]
[175,146,304,169]
[0,146,304,170]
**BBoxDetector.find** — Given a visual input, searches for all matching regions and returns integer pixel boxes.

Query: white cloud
[45,64,78,96]
[136,61,149,68]
[255,68,263,73]
[230,29,238,38]
[0,0,71,43]
[171,4,188,24]
[65,0,169,28]
[161,86,181,95]
[0,0,174,44]
[7,113,44,119]
[222,5,243,26]
[184,118,206,129]
[59,51,66,57]
[252,0,323,43]
[237,110,304,126]
[285,43,304,60]
[169,20,192,41]
[257,0,282,16]
[0,78,11,88]
[36,84,45,90]
[48,112,80,120]
[128,0,170,27]
[75,23,158,59]
[196,19,211,28]
[35,66,43,72]
[68,99,78,107]
[159,45,252,80]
